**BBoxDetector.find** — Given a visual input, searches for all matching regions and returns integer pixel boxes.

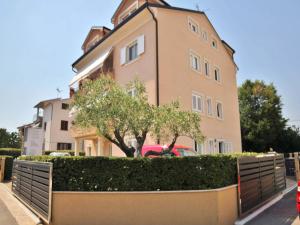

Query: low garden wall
[0,148,21,181]
[50,185,238,225]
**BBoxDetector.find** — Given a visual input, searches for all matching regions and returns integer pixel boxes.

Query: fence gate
[237,155,286,216]
[12,160,53,223]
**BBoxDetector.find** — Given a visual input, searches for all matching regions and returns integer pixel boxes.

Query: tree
[0,128,21,148]
[276,126,300,153]
[152,101,204,153]
[73,76,203,157]
[239,80,287,152]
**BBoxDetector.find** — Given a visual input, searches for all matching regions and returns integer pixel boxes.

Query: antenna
[56,88,63,98]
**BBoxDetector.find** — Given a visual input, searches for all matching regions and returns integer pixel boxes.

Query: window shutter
[137,35,145,55]
[120,47,126,65]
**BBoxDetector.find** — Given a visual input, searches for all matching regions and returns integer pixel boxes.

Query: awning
[69,47,112,86]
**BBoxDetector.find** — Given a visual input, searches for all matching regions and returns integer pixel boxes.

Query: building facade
[19,98,75,155]
[70,0,242,156]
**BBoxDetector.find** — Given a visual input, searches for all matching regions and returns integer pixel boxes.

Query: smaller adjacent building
[18,98,75,155]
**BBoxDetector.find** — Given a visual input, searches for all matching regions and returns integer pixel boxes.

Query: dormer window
[118,1,139,24]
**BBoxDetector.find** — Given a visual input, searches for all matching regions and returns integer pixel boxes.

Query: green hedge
[18,155,238,192]
[1,156,14,180]
[44,150,85,156]
[0,148,21,158]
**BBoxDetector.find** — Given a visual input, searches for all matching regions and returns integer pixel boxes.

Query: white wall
[42,99,75,150]
[24,127,44,155]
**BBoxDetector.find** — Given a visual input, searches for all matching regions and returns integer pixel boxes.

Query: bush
[0,148,21,158]
[44,150,85,156]
[0,156,14,180]
[18,155,238,192]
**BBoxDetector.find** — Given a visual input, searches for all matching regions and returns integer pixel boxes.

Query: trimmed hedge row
[44,150,85,156]
[0,148,21,158]
[1,156,14,180]
[18,155,238,192]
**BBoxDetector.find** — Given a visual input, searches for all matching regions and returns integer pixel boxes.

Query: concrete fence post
[294,152,300,181]
[0,158,5,182]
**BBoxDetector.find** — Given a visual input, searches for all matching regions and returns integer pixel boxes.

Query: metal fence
[12,160,53,223]
[237,155,286,216]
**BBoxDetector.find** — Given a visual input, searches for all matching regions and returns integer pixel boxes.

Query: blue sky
[0,0,299,131]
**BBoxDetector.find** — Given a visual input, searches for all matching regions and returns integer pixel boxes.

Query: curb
[234,183,297,225]
[0,183,42,225]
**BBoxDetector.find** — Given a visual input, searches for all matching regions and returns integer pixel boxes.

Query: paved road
[0,198,18,225]
[247,188,300,225]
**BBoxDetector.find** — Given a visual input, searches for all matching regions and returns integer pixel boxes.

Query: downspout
[146,3,160,107]
[146,3,160,144]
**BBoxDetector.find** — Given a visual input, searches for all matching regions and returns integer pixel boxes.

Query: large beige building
[70,0,242,156]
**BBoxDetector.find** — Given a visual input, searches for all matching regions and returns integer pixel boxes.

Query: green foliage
[239,80,287,152]
[0,148,21,158]
[44,150,85,156]
[1,156,14,180]
[0,129,21,149]
[18,155,237,191]
[73,76,203,157]
[276,126,300,153]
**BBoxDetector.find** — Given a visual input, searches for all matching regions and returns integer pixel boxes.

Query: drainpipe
[146,3,160,145]
[146,3,160,107]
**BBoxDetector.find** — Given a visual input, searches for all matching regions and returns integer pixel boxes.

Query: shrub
[18,155,238,192]
[0,156,14,180]
[44,150,85,156]
[0,148,21,158]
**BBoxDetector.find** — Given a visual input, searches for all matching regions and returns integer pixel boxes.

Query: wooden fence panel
[12,160,52,223]
[238,155,286,216]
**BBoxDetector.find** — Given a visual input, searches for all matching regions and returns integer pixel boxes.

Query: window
[61,120,69,131]
[190,51,201,72]
[206,97,213,116]
[224,142,233,153]
[57,143,72,150]
[195,142,204,154]
[212,38,218,49]
[62,103,69,110]
[214,67,221,82]
[192,94,204,113]
[216,102,223,119]
[188,17,199,34]
[44,122,47,131]
[202,31,208,41]
[207,139,215,154]
[127,41,138,62]
[128,88,137,97]
[204,59,210,77]
[118,2,139,24]
[120,35,144,65]
[127,138,137,149]
[218,141,225,154]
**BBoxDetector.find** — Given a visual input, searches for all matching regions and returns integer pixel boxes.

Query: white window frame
[202,30,208,41]
[206,96,213,117]
[216,101,224,120]
[192,93,204,113]
[126,40,138,62]
[128,88,137,97]
[213,66,221,83]
[118,1,139,24]
[204,58,210,77]
[120,35,145,65]
[190,50,201,73]
[188,16,200,35]
[196,142,204,154]
[207,139,215,154]
[211,36,218,49]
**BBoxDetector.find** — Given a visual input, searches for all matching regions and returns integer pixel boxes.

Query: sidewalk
[0,182,39,225]
[0,198,18,225]
[246,187,299,225]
